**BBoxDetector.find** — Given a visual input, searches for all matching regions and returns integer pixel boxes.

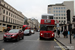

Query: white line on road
[54,39,65,50]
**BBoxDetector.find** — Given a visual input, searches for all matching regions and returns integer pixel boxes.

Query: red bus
[40,14,55,40]
[22,25,30,31]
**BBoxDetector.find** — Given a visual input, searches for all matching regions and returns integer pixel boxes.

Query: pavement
[0,32,5,41]
[55,33,75,50]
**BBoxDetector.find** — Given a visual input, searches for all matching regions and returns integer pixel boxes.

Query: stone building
[48,1,74,31]
[0,0,25,31]
[27,18,39,30]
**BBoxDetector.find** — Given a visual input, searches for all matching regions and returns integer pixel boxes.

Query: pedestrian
[57,29,60,38]
[72,28,75,39]
[63,29,68,38]
[54,29,56,37]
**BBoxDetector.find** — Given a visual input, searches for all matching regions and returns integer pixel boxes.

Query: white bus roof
[42,14,54,16]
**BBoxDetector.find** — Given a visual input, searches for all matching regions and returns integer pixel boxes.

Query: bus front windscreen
[40,24,54,31]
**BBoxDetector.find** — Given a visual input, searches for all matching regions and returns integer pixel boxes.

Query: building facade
[0,0,25,31]
[27,18,39,30]
[48,1,74,31]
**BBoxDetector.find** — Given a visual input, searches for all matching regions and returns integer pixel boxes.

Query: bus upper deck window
[49,16,53,19]
[42,16,47,19]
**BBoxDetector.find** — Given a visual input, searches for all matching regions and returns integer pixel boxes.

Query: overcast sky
[4,0,74,22]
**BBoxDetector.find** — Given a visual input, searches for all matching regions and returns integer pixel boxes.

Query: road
[0,32,63,50]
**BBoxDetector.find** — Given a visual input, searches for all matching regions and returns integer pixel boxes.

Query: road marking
[54,39,65,50]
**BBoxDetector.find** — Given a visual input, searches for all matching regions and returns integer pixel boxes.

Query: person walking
[72,28,75,39]
[57,29,60,38]
[54,29,56,37]
[63,29,68,38]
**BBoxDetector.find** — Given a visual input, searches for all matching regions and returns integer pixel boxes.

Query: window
[11,14,12,17]
[59,11,60,12]
[3,10,5,13]
[59,20,60,22]
[64,11,65,12]
[0,23,1,26]
[62,20,63,22]
[56,14,58,16]
[64,14,65,16]
[56,11,58,12]
[56,7,58,9]
[6,17,8,22]
[6,11,8,15]
[9,18,10,22]
[59,7,60,9]
[7,6,8,8]
[59,14,60,16]
[61,17,63,19]
[54,7,55,9]
[64,7,65,9]
[42,16,47,19]
[64,21,65,24]
[54,14,55,16]
[3,15,5,21]
[13,19,14,23]
[3,24,5,26]
[64,17,66,19]
[61,7,63,9]
[11,19,12,23]
[64,21,66,22]
[49,8,51,10]
[4,4,5,6]
[49,16,53,19]
[59,17,60,19]
[9,13,10,16]
[13,15,14,18]
[48,11,51,13]
[56,17,58,19]
[61,14,63,16]
[61,11,63,12]
[54,11,55,12]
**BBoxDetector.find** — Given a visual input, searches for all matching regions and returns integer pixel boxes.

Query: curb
[55,38,69,50]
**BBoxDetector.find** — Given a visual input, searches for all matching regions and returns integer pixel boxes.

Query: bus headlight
[41,33,43,35]
[52,34,53,36]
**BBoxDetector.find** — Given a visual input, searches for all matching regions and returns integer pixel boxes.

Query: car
[3,29,24,42]
[31,30,35,34]
[24,29,31,35]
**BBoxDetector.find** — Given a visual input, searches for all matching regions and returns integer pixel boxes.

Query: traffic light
[69,24,72,31]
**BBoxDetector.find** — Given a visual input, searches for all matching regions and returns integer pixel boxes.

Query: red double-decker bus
[40,14,55,40]
[22,25,30,31]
